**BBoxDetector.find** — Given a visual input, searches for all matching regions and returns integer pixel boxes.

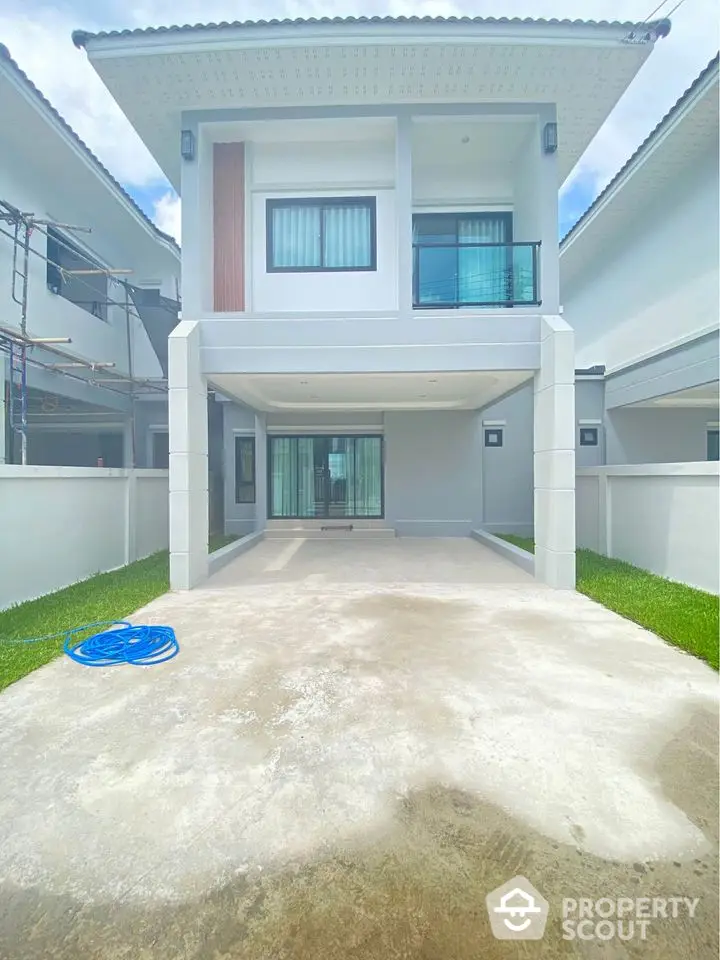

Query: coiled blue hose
[4,620,179,667]
[64,621,179,667]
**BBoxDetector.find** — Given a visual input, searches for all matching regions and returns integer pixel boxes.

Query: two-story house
[74,14,670,590]
[0,44,180,471]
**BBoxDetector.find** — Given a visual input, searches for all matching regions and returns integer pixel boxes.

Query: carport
[0,538,716,959]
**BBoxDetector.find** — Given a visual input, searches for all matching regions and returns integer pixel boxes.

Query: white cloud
[153,191,182,242]
[1,0,717,234]
[0,5,164,186]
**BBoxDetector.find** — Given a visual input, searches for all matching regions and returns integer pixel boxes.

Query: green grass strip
[0,534,239,693]
[497,535,719,671]
[0,551,170,693]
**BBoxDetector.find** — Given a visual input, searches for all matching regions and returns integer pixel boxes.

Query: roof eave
[560,53,719,252]
[72,16,671,57]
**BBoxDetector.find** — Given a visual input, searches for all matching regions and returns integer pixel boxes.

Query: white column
[122,417,134,468]
[537,106,560,315]
[180,119,202,318]
[0,356,6,464]
[254,413,267,532]
[168,320,208,590]
[395,113,413,315]
[534,315,576,588]
[124,470,137,565]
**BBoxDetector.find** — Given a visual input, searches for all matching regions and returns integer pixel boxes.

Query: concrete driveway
[0,538,717,959]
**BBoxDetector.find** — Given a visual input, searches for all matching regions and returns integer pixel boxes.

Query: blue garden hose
[5,620,178,667]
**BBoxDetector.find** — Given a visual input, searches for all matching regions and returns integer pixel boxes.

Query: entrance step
[264,524,396,540]
[267,518,388,529]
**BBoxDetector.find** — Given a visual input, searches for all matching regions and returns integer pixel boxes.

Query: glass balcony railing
[412,241,540,308]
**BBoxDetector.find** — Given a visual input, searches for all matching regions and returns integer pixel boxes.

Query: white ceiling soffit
[208,371,532,412]
[75,20,664,190]
[631,383,720,409]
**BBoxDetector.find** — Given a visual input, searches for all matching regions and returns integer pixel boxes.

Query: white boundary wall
[576,462,719,594]
[0,466,169,610]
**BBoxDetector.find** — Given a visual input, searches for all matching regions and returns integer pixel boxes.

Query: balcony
[412,240,541,310]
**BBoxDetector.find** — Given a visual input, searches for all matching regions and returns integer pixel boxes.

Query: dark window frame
[707,428,719,462]
[151,430,169,469]
[46,226,109,321]
[412,211,541,309]
[235,435,256,504]
[579,427,599,447]
[484,428,504,448]
[267,433,384,520]
[266,196,377,273]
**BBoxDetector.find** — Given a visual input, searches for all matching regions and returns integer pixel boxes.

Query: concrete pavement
[0,538,717,958]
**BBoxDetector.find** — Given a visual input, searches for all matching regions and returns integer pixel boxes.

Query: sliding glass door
[413,212,515,307]
[269,435,383,519]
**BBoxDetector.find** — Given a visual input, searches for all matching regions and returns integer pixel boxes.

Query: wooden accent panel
[213,142,245,311]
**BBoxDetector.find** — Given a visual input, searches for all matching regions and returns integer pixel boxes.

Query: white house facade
[0,44,181,471]
[75,15,670,590]
[561,54,719,467]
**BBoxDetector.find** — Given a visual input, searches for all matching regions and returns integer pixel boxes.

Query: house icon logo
[485,876,549,940]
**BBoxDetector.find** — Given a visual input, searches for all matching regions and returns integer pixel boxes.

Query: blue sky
[1,0,717,242]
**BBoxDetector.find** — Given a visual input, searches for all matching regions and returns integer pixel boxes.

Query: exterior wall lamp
[180,129,196,161]
[543,122,558,154]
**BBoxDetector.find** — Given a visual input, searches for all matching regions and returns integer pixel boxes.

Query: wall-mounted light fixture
[543,122,558,155]
[180,129,196,161]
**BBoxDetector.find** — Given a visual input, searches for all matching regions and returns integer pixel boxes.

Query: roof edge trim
[560,51,718,249]
[0,42,180,256]
[71,15,672,49]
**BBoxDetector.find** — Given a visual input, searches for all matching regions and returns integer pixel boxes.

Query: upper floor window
[412,212,539,308]
[266,197,377,273]
[47,227,108,321]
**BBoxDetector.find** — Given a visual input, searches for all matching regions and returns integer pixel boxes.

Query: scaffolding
[0,199,170,465]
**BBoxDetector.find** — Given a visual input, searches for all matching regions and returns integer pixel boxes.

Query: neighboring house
[561,54,719,466]
[75,15,671,589]
[0,44,181,470]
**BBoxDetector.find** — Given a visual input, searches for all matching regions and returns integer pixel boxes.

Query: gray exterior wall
[575,379,605,468]
[384,411,482,536]
[265,412,384,430]
[26,429,124,467]
[479,385,534,537]
[606,407,717,464]
[133,397,168,468]
[223,402,256,536]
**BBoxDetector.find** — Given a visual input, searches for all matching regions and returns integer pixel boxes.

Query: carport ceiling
[209,370,532,411]
[630,384,720,409]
